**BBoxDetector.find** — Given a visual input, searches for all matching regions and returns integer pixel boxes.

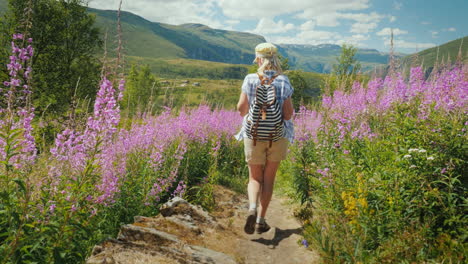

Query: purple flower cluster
[50,77,124,204]
[50,96,241,205]
[294,105,322,144]
[107,105,241,204]
[295,65,468,143]
[317,167,333,188]
[0,34,37,170]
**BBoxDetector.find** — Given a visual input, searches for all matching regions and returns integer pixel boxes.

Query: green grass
[160,77,242,109]
[121,77,243,115]
[125,56,250,80]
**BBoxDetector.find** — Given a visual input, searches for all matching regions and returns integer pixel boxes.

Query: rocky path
[217,188,320,264]
[87,186,320,264]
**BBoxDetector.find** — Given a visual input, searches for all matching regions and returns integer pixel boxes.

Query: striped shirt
[235,70,295,143]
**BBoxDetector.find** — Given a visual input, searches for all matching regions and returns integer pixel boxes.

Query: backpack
[245,73,284,147]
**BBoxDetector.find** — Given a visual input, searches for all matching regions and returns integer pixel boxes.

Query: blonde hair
[256,56,283,76]
[253,42,283,76]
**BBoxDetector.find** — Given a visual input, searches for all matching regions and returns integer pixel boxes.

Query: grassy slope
[401,36,468,68]
[126,56,250,80]
[89,8,265,65]
[91,9,186,59]
[154,78,243,110]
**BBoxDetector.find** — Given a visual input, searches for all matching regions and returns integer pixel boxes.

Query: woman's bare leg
[248,164,264,209]
[258,160,280,218]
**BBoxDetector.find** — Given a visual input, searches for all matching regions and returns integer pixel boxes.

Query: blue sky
[89,0,468,54]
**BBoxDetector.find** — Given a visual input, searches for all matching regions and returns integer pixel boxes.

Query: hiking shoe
[244,210,257,234]
[255,221,271,234]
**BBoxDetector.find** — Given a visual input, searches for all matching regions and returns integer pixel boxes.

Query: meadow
[0,31,466,264]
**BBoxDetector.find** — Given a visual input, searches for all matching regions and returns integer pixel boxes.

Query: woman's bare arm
[283,97,294,120]
[237,92,249,117]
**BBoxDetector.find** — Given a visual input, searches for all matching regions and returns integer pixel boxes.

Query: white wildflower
[427,156,435,160]
[404,154,412,159]
[418,149,427,153]
[408,148,419,153]
[409,165,417,169]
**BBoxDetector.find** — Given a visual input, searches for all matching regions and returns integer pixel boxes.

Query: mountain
[277,44,394,73]
[90,8,398,73]
[400,36,468,69]
[90,8,265,65]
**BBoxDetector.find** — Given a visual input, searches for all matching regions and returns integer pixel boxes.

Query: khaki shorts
[244,137,289,165]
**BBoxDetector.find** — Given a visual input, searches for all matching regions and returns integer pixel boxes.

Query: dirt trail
[87,185,320,264]
[213,187,320,264]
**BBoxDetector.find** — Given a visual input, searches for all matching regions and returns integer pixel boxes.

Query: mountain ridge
[89,7,400,73]
[89,7,265,65]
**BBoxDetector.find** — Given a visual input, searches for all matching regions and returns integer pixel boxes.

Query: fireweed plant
[282,64,467,262]
[0,33,37,262]
[0,31,245,262]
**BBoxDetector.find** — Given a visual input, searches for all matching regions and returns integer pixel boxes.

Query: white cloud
[300,20,316,31]
[336,34,370,47]
[376,27,408,36]
[431,31,439,38]
[306,11,384,28]
[88,0,225,29]
[389,16,396,23]
[298,30,341,41]
[251,18,295,34]
[441,27,457,32]
[269,29,342,45]
[384,39,436,50]
[393,1,402,10]
[218,0,370,20]
[226,20,240,26]
[421,21,431,25]
[270,31,370,47]
[351,22,377,34]
[338,12,384,23]
[314,13,341,27]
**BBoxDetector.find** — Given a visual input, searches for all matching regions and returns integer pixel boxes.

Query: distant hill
[90,8,265,65]
[277,44,395,73]
[400,36,468,69]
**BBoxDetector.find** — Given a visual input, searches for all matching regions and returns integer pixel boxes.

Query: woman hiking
[235,42,294,234]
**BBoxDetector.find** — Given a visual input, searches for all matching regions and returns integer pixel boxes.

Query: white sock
[249,203,257,211]
[256,217,265,224]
